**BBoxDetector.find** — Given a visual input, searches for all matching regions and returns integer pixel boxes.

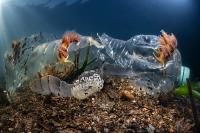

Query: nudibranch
[154,30,177,65]
[58,32,81,63]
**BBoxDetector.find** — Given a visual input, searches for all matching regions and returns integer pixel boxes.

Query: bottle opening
[179,66,190,85]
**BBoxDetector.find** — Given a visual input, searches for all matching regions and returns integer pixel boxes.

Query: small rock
[146,124,155,133]
[121,90,135,100]
[132,100,137,103]
[93,116,100,122]
[128,110,134,115]
[103,128,109,133]
[8,128,13,131]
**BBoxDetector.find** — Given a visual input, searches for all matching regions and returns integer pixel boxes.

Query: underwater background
[0,0,200,84]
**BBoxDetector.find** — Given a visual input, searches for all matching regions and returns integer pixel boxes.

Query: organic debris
[0,77,197,132]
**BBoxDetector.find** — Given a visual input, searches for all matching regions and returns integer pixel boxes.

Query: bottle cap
[179,66,190,85]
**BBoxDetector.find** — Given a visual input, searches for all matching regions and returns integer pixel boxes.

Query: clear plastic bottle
[4,32,104,99]
[95,32,190,96]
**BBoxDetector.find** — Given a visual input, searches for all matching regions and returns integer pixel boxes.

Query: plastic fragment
[71,70,104,100]
[30,70,104,99]
[31,75,73,97]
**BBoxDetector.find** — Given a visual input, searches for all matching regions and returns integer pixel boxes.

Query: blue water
[0,0,200,80]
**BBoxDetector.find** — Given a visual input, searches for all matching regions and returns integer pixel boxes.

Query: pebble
[93,116,100,122]
[8,128,13,131]
[146,124,155,133]
[132,118,136,122]
[103,128,109,133]
[132,100,137,103]
[122,90,135,100]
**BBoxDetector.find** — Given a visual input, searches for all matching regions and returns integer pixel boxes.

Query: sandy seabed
[0,77,198,133]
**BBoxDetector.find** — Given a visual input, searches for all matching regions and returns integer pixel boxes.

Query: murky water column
[0,40,7,88]
[0,1,8,87]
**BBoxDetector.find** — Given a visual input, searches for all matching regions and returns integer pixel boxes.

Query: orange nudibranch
[58,32,80,63]
[155,31,177,65]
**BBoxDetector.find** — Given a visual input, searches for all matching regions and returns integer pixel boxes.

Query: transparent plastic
[4,31,182,97]
[4,32,104,100]
[96,33,182,96]
[30,70,104,99]
[4,33,51,92]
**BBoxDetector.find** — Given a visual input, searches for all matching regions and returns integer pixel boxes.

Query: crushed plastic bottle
[4,32,104,100]
[96,31,189,96]
[4,30,189,99]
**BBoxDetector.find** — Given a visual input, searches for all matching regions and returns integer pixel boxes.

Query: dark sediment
[0,87,10,107]
[0,78,198,132]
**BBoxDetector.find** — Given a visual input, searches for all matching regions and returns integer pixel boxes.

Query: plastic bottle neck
[178,66,190,86]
